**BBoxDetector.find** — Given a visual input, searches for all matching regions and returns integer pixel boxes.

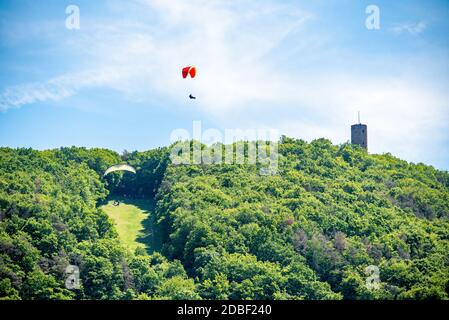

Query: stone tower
[351,124,367,149]
[351,113,367,150]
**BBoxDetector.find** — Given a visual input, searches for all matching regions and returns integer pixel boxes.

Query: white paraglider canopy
[103,164,136,177]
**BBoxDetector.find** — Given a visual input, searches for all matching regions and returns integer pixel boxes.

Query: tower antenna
[358,111,361,124]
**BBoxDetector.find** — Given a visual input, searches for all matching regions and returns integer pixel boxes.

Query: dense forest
[1,137,448,299]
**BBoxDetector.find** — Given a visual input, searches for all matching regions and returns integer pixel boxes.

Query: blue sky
[0,0,448,169]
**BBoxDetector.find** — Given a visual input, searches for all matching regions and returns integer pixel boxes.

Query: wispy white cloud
[0,68,124,111]
[390,21,426,35]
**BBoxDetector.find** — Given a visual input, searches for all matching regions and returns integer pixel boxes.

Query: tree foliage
[1,137,448,300]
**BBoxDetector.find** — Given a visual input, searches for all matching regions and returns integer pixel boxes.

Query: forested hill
[1,137,448,300]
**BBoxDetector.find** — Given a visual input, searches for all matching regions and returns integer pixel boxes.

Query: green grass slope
[101,198,161,253]
[101,198,149,252]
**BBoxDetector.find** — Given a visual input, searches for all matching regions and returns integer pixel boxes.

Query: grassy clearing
[101,197,159,252]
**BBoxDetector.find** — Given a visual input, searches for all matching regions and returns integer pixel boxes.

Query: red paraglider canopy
[182,66,196,78]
